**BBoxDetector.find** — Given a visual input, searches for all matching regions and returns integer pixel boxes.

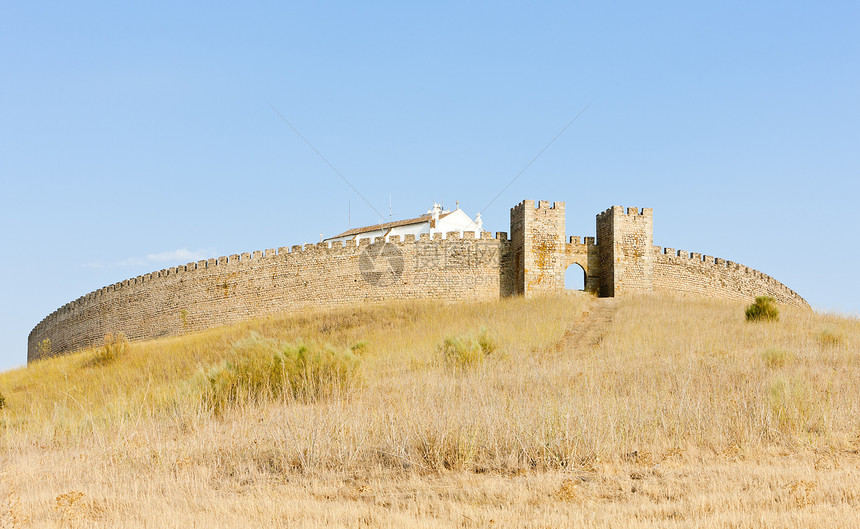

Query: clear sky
[1,1,858,371]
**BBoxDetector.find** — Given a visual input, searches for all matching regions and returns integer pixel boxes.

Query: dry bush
[762,347,791,369]
[767,375,819,434]
[816,328,842,347]
[36,338,52,358]
[84,332,130,367]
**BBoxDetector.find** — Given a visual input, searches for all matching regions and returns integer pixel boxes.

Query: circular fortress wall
[652,246,808,307]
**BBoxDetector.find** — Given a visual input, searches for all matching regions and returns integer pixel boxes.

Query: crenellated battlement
[595,205,655,297]
[511,199,563,215]
[28,229,516,360]
[597,206,653,219]
[568,236,597,247]
[536,200,563,210]
[652,245,807,307]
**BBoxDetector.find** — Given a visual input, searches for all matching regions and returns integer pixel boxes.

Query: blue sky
[1,2,858,370]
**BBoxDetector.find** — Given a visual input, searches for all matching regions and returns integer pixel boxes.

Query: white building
[324,203,484,244]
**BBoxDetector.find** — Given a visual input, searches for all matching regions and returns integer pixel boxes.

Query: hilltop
[2,293,858,528]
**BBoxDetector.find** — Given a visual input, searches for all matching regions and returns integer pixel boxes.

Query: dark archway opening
[565,263,586,291]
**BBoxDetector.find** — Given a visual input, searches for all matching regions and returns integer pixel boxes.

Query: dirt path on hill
[554,296,619,352]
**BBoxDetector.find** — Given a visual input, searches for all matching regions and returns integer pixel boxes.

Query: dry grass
[1,292,859,527]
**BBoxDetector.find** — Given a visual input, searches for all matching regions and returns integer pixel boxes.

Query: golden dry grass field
[1,293,858,528]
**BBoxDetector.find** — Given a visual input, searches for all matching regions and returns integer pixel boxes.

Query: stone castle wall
[27,199,809,363]
[28,232,511,362]
[651,246,806,306]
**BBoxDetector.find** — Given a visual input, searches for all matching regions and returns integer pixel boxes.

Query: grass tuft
[84,333,130,367]
[350,340,369,354]
[815,328,841,347]
[439,328,496,369]
[767,375,817,434]
[196,333,362,412]
[746,296,780,322]
[762,347,791,369]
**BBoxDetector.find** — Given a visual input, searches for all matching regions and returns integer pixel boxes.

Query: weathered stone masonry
[28,200,808,362]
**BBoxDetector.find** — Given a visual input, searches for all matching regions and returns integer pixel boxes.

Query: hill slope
[1,293,858,528]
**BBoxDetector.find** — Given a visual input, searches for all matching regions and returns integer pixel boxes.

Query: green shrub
[745,296,779,322]
[439,328,496,369]
[85,333,130,367]
[198,333,362,412]
[762,347,791,369]
[0,391,6,410]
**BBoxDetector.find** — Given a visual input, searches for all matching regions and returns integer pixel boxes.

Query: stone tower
[509,200,566,296]
[595,206,654,297]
